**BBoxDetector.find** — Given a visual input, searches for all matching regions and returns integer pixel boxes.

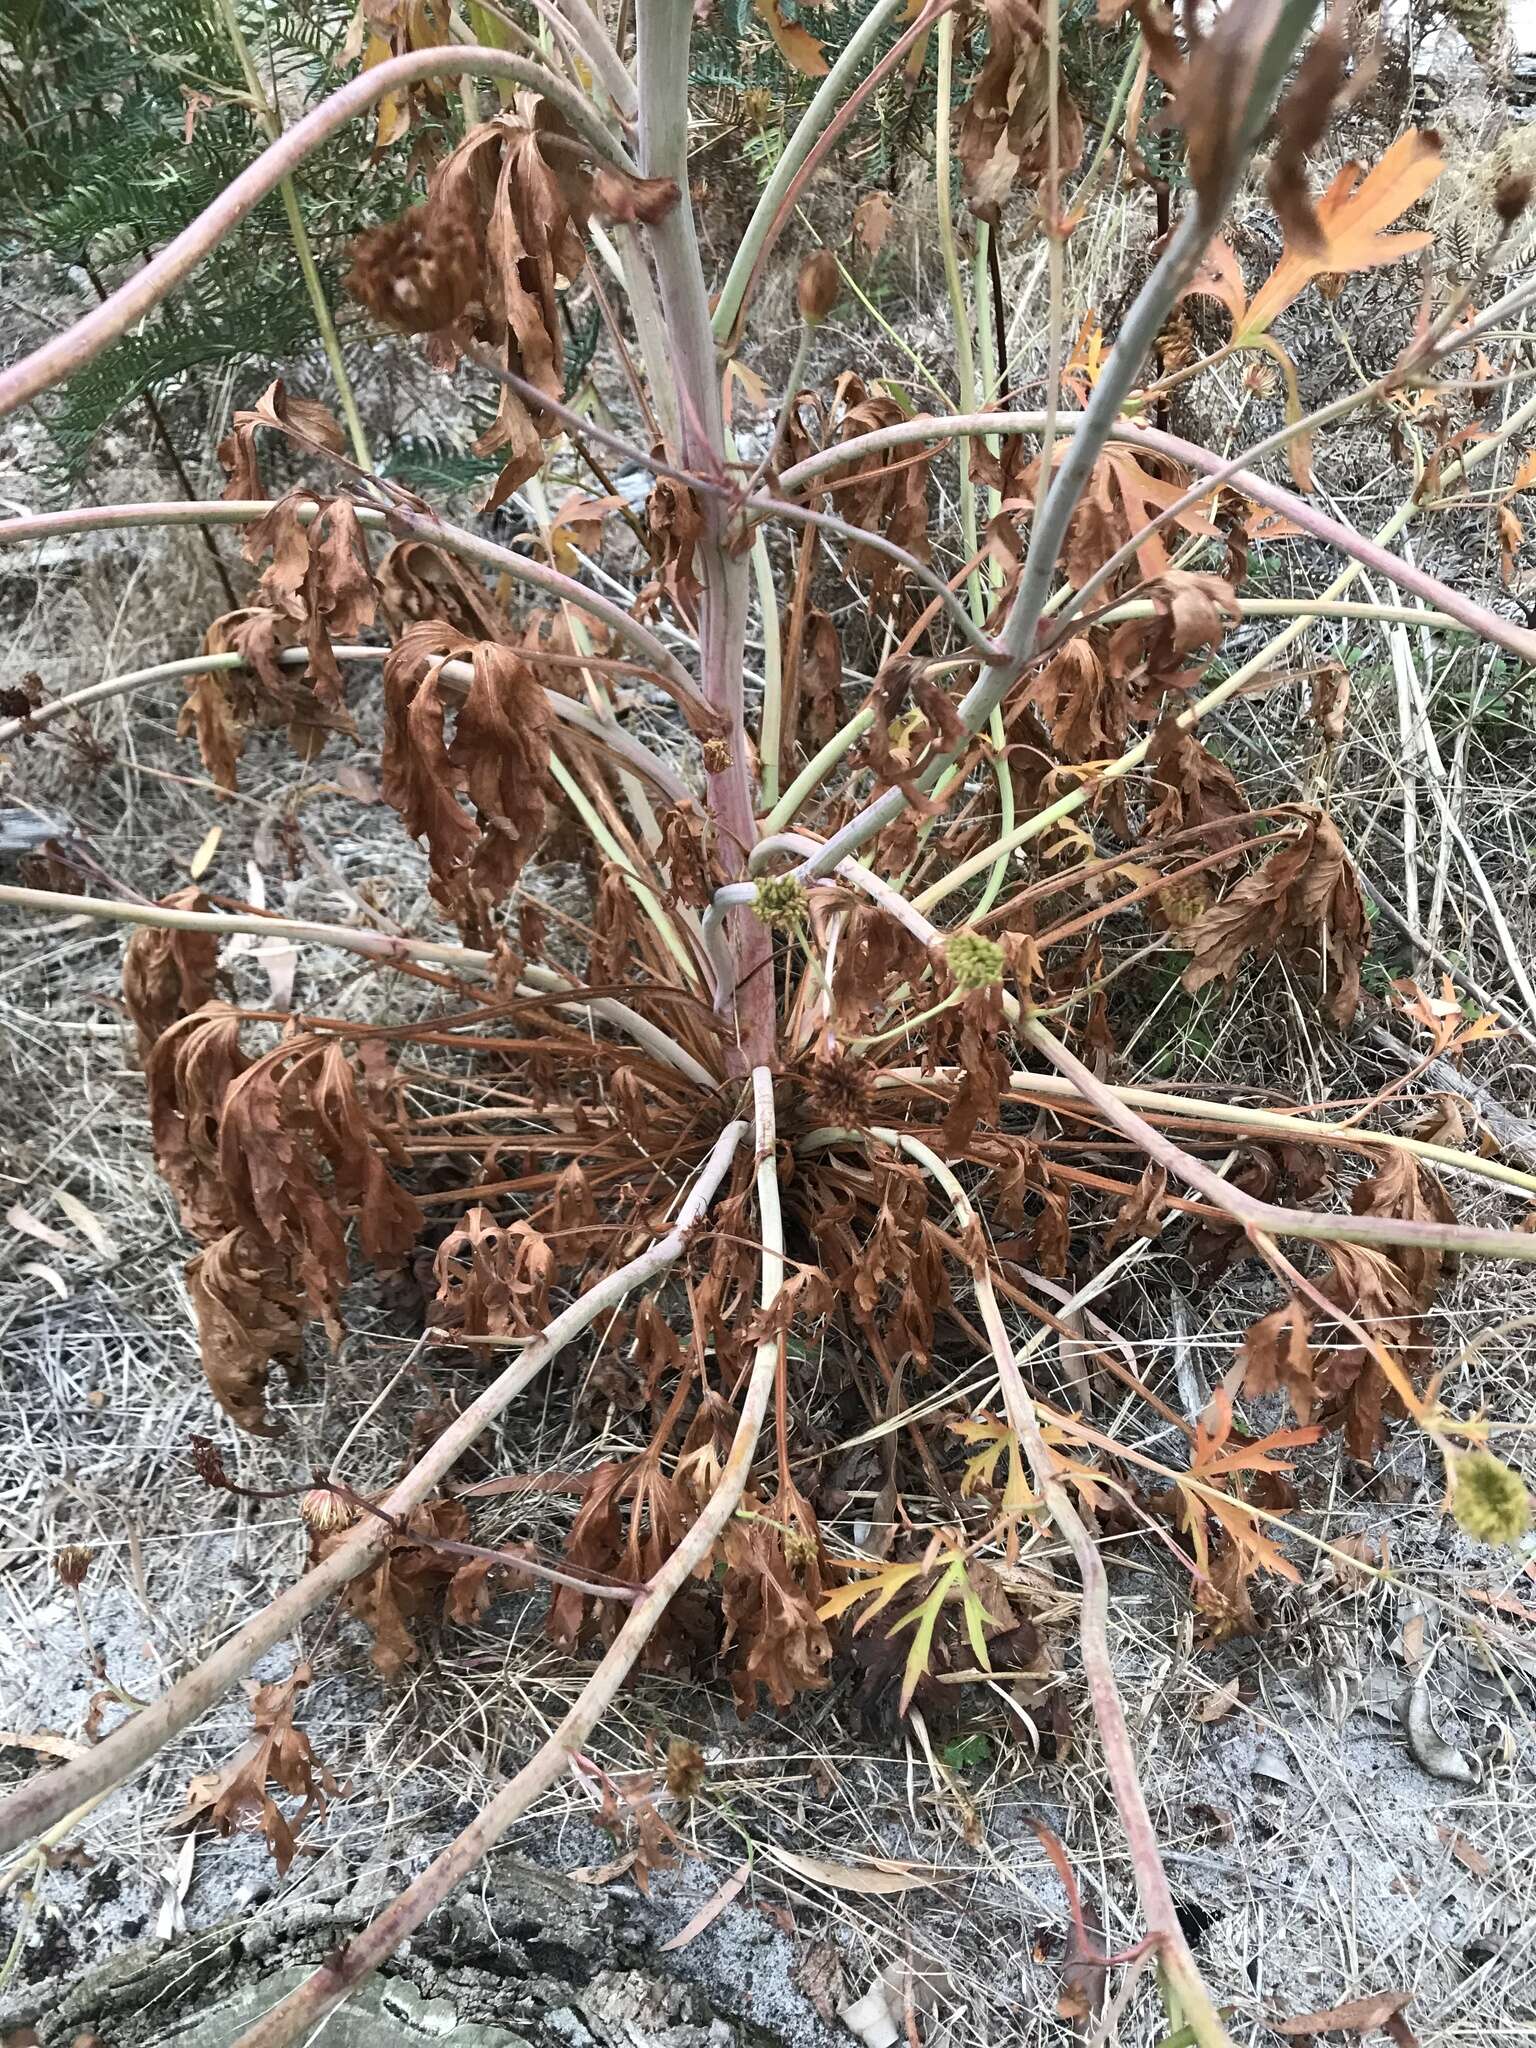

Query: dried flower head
[754,874,809,932]
[944,930,1006,990]
[190,1434,233,1491]
[299,1488,360,1536]
[701,737,733,774]
[807,1052,874,1129]
[1495,171,1534,226]
[1452,1451,1531,1547]
[55,1545,94,1589]
[1160,876,1215,929]
[797,249,842,326]
[665,1735,707,1802]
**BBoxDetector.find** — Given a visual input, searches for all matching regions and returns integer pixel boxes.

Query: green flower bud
[1452,1451,1531,1547]
[755,874,809,932]
[944,929,1006,990]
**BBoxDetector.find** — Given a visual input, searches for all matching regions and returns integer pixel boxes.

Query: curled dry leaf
[143,1005,250,1244]
[218,1037,419,1353]
[1144,719,1249,846]
[310,1498,483,1678]
[754,0,829,77]
[347,112,675,506]
[820,377,933,606]
[958,0,1084,218]
[434,1205,556,1339]
[185,1227,305,1435]
[1272,1987,1417,2042]
[720,1500,832,1716]
[243,490,378,708]
[382,624,553,940]
[172,1664,335,1875]
[1265,8,1353,257]
[1180,807,1367,1028]
[217,378,345,502]
[122,891,219,1056]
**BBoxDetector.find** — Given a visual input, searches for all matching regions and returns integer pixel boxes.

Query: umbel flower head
[300,1487,360,1536]
[755,874,809,933]
[944,929,1006,990]
[54,1545,94,1589]
[1452,1451,1532,1547]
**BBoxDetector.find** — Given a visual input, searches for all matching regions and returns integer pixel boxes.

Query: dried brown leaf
[123,893,219,1057]
[172,1663,334,1874]
[185,1227,305,1436]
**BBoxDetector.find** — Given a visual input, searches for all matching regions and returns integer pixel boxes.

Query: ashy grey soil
[7,17,1536,2048]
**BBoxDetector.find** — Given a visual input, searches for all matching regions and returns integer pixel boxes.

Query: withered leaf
[958,0,1083,218]
[381,625,552,938]
[1145,719,1248,846]
[1265,11,1353,256]
[1180,808,1367,1027]
[754,0,829,77]
[173,1663,334,1874]
[123,893,219,1056]
[218,1038,418,1349]
[185,1226,305,1436]
[217,380,345,502]
[144,1005,250,1243]
[311,1499,475,1678]
[720,1508,832,1716]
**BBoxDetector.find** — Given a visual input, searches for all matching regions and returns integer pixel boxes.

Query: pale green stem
[711,0,907,346]
[212,0,371,468]
[935,12,984,628]
[833,251,957,410]
[761,706,876,834]
[546,747,703,987]
[873,1066,1536,1202]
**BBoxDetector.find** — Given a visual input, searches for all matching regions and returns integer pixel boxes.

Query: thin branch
[892,1132,1235,2048]
[0,885,717,1088]
[228,1072,783,2048]
[0,48,634,421]
[0,643,689,797]
[1021,1016,1536,1264]
[0,495,709,710]
[0,1119,748,1861]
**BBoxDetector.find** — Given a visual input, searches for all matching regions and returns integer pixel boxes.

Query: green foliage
[0,0,417,491]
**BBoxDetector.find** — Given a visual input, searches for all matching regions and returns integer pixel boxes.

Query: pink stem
[0,1122,747,1861]
[778,411,1536,667]
[0,48,631,422]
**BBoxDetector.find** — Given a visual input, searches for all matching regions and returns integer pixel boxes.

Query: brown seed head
[55,1545,94,1589]
[1495,171,1535,226]
[701,737,733,774]
[189,1434,232,1491]
[665,1735,707,1802]
[797,249,842,327]
[808,1052,875,1130]
[299,1488,360,1536]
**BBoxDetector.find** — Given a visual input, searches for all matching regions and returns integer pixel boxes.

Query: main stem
[635,0,773,1069]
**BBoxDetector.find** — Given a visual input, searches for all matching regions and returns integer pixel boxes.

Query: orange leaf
[754,0,829,77]
[1182,237,1249,332]
[1242,130,1444,339]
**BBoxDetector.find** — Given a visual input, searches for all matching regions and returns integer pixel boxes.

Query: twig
[894,1133,1236,2048]
[0,1119,749,1860]
[228,1073,783,2048]
[0,885,716,1088]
